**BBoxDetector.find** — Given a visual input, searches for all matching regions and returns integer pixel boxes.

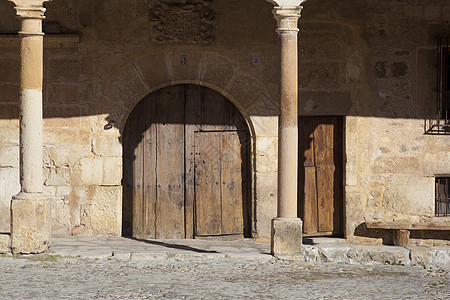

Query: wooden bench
[365,220,450,246]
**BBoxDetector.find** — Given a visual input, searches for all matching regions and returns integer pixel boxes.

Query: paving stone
[0,254,448,299]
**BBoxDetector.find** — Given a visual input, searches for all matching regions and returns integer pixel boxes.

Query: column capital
[9,0,51,36]
[272,6,303,34]
[267,1,306,34]
[8,1,51,19]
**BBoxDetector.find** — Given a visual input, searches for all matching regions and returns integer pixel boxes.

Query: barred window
[426,38,450,134]
[436,177,449,217]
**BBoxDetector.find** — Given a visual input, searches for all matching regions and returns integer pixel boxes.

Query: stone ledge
[0,234,11,253]
[277,244,450,268]
[0,34,80,48]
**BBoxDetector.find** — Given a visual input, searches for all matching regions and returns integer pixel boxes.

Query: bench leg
[393,229,410,246]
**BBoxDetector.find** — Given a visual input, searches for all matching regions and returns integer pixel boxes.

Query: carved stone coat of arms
[150,0,215,44]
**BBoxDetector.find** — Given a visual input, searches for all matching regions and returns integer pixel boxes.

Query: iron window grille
[426,37,450,134]
[435,177,449,217]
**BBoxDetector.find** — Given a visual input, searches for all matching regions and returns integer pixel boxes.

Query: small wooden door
[122,85,250,239]
[194,131,247,236]
[298,116,343,236]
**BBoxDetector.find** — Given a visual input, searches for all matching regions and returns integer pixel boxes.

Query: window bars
[436,177,449,217]
[426,37,450,134]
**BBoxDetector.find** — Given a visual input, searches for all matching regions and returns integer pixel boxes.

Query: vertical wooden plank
[201,88,230,131]
[155,86,185,239]
[314,120,335,166]
[132,98,145,239]
[194,132,222,236]
[220,131,244,235]
[184,85,202,238]
[303,166,318,234]
[299,117,318,234]
[314,120,335,232]
[142,94,157,239]
[299,117,316,167]
[316,165,335,232]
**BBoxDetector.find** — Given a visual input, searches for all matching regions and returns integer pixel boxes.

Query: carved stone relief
[150,0,215,44]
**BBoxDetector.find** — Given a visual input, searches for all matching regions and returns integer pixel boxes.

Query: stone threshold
[1,236,445,269]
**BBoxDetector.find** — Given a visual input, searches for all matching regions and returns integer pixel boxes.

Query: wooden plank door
[123,84,250,239]
[194,131,245,236]
[298,116,343,236]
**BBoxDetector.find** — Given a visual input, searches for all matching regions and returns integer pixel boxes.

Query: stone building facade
[0,0,449,253]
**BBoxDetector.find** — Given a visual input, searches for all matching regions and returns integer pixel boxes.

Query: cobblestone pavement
[0,254,448,299]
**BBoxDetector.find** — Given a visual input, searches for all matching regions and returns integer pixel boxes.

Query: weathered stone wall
[0,0,449,244]
[300,0,450,245]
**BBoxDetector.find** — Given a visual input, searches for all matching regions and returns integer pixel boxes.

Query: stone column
[267,0,306,256]
[9,0,51,254]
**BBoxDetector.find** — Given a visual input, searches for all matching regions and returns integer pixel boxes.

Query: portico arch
[93,51,280,240]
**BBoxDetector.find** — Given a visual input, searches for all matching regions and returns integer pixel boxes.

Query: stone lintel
[11,193,51,254]
[271,217,303,255]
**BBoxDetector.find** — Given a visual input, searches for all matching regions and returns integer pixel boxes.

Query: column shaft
[278,32,298,218]
[275,8,300,218]
[20,32,44,193]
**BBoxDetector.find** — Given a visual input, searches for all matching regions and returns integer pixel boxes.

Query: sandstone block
[201,53,239,91]
[0,234,10,253]
[80,156,103,185]
[228,73,262,110]
[256,137,277,154]
[92,135,122,157]
[51,197,71,236]
[89,186,122,236]
[349,245,411,266]
[271,217,303,255]
[255,154,277,173]
[103,65,148,108]
[103,157,122,186]
[410,247,450,268]
[0,127,19,145]
[423,152,450,176]
[0,168,20,233]
[383,176,434,217]
[250,116,278,137]
[134,54,171,89]
[11,195,51,254]
[170,51,202,82]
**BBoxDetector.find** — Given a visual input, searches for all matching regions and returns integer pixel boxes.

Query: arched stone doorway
[122,85,251,239]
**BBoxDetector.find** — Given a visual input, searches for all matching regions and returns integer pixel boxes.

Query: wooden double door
[123,85,250,239]
[298,116,343,236]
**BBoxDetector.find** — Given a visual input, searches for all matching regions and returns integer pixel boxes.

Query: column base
[11,193,51,254]
[271,217,303,256]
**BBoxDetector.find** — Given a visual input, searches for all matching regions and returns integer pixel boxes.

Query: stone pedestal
[11,194,50,254]
[271,217,303,255]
